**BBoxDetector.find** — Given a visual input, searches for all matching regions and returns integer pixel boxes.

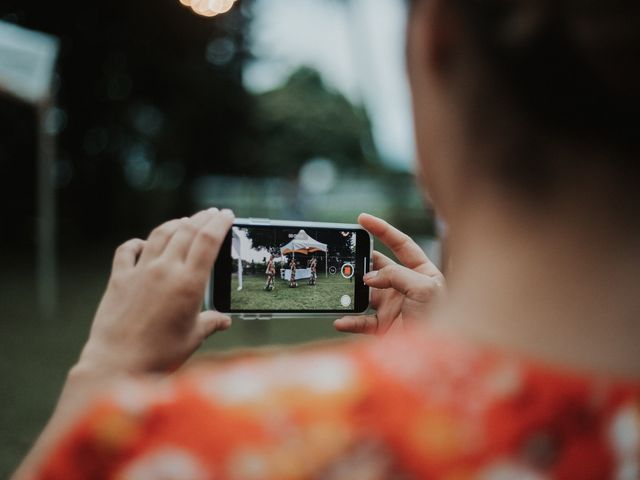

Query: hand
[75,208,235,377]
[334,213,445,335]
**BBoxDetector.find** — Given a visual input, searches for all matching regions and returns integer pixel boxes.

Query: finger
[186,209,235,273]
[164,209,217,262]
[138,219,184,265]
[364,264,441,303]
[359,213,439,275]
[371,249,445,307]
[370,252,396,309]
[334,315,379,335]
[194,311,232,342]
[372,250,395,269]
[112,239,146,272]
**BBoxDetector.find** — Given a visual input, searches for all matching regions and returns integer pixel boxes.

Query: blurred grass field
[231,273,354,310]
[0,249,347,477]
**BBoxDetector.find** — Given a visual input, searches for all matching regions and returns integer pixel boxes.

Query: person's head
[406,0,640,233]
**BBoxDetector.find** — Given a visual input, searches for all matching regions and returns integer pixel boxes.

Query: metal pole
[36,99,57,318]
[325,252,328,278]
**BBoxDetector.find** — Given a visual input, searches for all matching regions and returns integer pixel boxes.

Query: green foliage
[254,67,379,176]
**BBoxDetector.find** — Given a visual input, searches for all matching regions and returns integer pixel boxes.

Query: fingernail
[208,207,219,213]
[221,208,235,218]
[364,271,378,282]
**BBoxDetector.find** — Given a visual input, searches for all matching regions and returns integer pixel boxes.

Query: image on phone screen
[212,223,370,314]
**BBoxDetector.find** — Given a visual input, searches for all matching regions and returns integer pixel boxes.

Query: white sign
[0,20,60,105]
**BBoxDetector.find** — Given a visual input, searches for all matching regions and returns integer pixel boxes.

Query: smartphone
[208,218,373,319]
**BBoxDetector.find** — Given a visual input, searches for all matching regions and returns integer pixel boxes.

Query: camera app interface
[230,226,358,311]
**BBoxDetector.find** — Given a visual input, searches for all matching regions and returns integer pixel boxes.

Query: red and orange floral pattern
[39,333,640,479]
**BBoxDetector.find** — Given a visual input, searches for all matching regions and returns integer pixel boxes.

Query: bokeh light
[179,0,237,18]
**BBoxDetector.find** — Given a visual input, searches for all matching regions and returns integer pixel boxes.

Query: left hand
[334,213,445,335]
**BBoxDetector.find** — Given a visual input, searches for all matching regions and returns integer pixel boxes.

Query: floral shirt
[38,332,640,479]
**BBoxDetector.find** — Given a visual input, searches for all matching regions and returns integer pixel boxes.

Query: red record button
[341,263,354,279]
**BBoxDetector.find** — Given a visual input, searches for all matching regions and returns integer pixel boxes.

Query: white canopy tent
[280,230,328,279]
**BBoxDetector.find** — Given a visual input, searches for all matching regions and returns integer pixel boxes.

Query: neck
[431,196,640,379]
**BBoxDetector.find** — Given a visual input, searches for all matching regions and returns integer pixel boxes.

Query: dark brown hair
[421,0,640,198]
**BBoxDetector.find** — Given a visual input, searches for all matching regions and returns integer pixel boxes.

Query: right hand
[75,208,235,378]
[334,213,445,335]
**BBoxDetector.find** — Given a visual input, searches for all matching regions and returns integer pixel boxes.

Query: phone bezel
[210,219,372,316]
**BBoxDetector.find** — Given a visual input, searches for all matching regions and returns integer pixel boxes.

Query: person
[14,0,640,478]
[289,257,298,288]
[308,256,317,286]
[264,255,276,291]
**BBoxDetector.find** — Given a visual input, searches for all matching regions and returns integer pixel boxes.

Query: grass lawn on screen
[231,273,354,310]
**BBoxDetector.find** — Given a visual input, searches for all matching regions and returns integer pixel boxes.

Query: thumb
[194,311,232,342]
[334,315,379,335]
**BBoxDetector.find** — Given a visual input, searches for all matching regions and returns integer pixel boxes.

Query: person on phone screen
[308,256,317,286]
[289,257,298,288]
[265,255,276,291]
[14,0,640,478]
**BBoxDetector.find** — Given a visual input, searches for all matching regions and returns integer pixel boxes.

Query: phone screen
[212,222,371,314]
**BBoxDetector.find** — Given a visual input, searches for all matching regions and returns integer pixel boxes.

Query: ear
[407,0,466,225]
[407,0,461,81]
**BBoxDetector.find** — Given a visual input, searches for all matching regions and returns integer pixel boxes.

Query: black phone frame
[211,224,371,314]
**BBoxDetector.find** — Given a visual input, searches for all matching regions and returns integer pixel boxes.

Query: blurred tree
[255,67,381,177]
